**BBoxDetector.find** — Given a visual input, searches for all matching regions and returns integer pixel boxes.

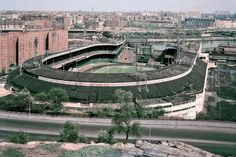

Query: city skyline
[0,0,235,13]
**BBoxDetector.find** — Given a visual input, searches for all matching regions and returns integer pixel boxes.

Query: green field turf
[91,65,156,74]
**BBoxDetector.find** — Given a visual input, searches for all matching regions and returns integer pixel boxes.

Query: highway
[0,111,236,155]
[0,111,236,156]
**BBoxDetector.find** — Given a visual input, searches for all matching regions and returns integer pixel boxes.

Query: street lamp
[28,99,31,119]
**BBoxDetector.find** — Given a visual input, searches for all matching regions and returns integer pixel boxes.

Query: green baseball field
[91,65,156,74]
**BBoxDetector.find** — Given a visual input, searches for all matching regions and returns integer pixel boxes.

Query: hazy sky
[0,0,235,13]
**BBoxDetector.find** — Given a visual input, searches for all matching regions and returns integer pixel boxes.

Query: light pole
[23,91,32,119]
[149,105,152,143]
[28,99,31,119]
[218,67,221,120]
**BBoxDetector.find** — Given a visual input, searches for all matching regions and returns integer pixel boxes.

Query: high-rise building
[104,18,126,28]
[0,29,68,73]
[0,32,20,74]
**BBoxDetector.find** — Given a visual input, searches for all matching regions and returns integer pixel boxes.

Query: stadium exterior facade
[6,40,208,119]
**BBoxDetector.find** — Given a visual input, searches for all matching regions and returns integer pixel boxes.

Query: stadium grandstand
[6,39,208,119]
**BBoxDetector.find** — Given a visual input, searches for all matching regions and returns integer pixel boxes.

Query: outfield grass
[91,65,156,74]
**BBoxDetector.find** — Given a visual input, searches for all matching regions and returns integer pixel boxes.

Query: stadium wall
[196,45,209,113]
[6,41,207,119]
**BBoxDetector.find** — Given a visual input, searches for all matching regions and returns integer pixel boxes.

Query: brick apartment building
[104,18,126,28]
[0,29,68,73]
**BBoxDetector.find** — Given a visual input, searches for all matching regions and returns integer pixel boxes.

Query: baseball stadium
[6,39,208,119]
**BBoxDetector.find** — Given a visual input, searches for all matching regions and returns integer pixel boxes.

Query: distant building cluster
[0,19,25,29]
[183,18,215,28]
[218,44,236,55]
[183,18,236,29]
[1,10,236,31]
[104,18,126,28]
[0,12,83,30]
[0,29,68,73]
[0,9,236,73]
[214,20,236,29]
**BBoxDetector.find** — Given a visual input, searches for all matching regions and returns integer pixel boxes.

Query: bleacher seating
[7,58,207,103]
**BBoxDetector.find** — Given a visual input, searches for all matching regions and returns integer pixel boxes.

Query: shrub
[59,122,79,143]
[97,130,116,144]
[77,134,88,143]
[9,132,29,144]
[59,121,87,143]
[86,108,115,118]
[149,109,165,118]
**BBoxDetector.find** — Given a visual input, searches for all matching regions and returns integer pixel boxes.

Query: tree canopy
[111,89,142,144]
[59,121,87,143]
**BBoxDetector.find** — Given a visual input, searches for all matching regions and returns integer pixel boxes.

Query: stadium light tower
[83,28,86,46]
[134,44,149,95]
[175,20,182,64]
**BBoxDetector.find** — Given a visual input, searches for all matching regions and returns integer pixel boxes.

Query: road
[0,111,236,143]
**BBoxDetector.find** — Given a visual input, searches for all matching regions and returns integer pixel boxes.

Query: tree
[111,104,142,144]
[47,88,69,112]
[0,89,32,112]
[114,89,133,104]
[59,121,87,143]
[35,92,48,101]
[111,89,142,144]
[34,88,69,114]
[9,132,29,144]
[133,98,145,118]
[48,88,69,104]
